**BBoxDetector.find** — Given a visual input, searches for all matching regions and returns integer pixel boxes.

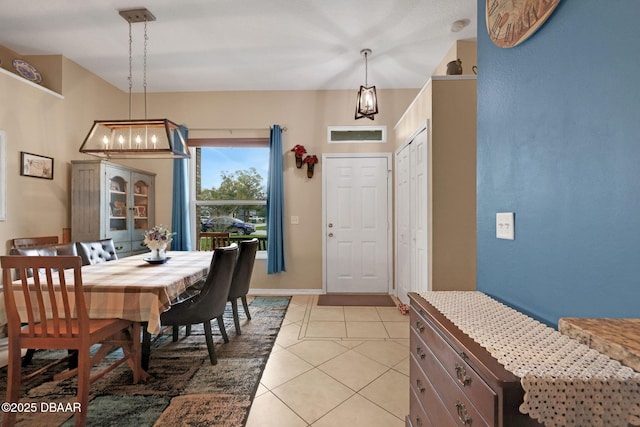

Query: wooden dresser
[407,292,543,427]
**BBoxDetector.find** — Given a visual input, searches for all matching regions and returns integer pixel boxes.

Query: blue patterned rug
[0,296,290,426]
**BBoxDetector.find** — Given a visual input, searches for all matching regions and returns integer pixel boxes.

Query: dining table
[0,250,215,371]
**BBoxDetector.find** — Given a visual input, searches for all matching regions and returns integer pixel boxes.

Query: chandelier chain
[128,21,133,120]
[143,19,148,120]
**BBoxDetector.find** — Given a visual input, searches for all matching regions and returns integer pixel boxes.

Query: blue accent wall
[477,0,640,326]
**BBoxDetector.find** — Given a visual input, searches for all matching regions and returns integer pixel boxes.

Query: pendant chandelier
[79,8,190,159]
[354,48,378,120]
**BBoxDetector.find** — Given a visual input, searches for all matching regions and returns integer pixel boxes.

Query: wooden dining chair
[196,232,231,251]
[0,255,142,427]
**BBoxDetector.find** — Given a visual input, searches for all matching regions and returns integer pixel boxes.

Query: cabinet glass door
[133,180,150,231]
[107,169,130,242]
[108,176,128,231]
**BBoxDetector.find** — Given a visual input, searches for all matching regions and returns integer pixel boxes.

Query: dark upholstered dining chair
[153,244,238,366]
[227,238,259,335]
[0,255,142,427]
[76,238,118,266]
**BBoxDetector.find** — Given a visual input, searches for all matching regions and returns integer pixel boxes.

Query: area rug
[0,296,290,427]
[317,293,396,307]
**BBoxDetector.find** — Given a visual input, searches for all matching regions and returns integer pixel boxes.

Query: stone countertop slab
[558,317,640,372]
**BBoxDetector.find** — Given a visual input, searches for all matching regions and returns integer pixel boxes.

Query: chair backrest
[0,256,88,340]
[228,238,259,299]
[191,245,238,320]
[11,236,59,250]
[197,232,231,251]
[76,238,118,265]
[9,243,78,278]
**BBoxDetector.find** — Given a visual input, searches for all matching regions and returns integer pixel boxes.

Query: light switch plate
[290,215,299,225]
[496,212,515,240]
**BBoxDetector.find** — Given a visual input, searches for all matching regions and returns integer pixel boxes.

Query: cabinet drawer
[411,310,497,423]
[131,239,148,254]
[410,354,457,427]
[412,331,491,426]
[112,240,131,256]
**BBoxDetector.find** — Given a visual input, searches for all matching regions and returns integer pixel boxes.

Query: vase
[306,163,314,178]
[149,245,167,260]
[295,156,303,168]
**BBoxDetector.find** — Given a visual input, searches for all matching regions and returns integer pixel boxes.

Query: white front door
[324,154,391,294]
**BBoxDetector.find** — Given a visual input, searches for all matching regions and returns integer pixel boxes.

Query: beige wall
[0,57,125,257]
[1,54,418,292]
[133,89,416,291]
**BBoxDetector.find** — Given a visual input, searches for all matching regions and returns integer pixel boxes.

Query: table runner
[1,251,214,334]
[419,291,640,427]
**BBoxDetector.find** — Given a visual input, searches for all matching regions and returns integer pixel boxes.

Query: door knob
[328,233,334,237]
[328,223,333,228]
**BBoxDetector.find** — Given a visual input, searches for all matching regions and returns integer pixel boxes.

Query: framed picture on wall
[0,131,6,221]
[20,151,54,180]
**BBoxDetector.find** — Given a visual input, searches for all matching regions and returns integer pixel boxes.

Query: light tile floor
[246,295,410,427]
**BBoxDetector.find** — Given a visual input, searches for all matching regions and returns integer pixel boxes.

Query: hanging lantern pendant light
[355,48,378,120]
[79,8,190,159]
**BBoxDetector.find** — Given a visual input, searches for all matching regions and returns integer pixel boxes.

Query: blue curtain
[171,125,192,251]
[266,125,285,273]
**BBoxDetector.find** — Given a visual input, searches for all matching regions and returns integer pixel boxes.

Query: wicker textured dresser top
[558,318,640,372]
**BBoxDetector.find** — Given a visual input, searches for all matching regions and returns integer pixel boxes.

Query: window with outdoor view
[193,145,268,250]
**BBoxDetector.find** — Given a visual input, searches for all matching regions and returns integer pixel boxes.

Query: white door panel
[325,155,390,294]
[395,127,429,304]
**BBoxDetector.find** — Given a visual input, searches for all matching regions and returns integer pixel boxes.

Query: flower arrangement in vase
[290,144,307,168]
[303,155,319,178]
[143,225,175,260]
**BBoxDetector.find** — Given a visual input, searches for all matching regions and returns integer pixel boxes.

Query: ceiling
[0,0,477,93]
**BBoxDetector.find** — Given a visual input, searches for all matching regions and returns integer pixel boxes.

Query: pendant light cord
[364,51,369,87]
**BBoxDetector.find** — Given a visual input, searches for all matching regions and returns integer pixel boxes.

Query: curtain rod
[188,126,287,132]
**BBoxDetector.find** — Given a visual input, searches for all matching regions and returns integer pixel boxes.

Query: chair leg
[217,316,229,343]
[130,322,142,383]
[75,346,91,426]
[3,339,22,427]
[172,326,179,342]
[22,348,36,367]
[241,295,252,320]
[141,327,151,372]
[185,324,192,336]
[230,299,241,335]
[202,321,217,365]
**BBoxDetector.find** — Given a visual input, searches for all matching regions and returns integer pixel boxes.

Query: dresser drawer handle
[415,320,425,333]
[455,363,472,387]
[455,401,473,425]
[415,416,424,427]
[416,347,426,359]
[416,379,426,394]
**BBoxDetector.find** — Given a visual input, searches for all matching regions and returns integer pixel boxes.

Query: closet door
[396,144,411,303]
[395,126,429,304]
[412,129,429,294]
